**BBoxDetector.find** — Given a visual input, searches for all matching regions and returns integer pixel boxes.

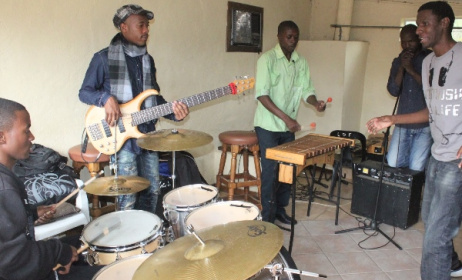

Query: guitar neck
[131,85,233,126]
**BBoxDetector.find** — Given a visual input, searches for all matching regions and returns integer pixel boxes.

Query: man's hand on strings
[172,101,189,121]
[104,96,122,127]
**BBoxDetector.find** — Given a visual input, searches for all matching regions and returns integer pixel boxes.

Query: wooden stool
[216,131,261,208]
[68,143,114,218]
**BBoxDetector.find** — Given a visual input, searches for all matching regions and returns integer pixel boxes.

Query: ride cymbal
[84,176,150,196]
[137,129,213,151]
[132,220,283,280]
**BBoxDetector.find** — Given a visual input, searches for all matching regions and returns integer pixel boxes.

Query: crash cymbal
[84,176,150,196]
[137,129,213,151]
[132,220,283,280]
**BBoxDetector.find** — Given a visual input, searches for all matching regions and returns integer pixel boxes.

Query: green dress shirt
[254,43,316,132]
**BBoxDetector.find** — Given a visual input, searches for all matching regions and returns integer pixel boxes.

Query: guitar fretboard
[131,85,233,126]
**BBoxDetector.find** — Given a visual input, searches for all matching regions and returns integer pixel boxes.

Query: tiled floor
[276,169,462,280]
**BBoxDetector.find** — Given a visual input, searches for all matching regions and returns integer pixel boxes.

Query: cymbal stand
[186,224,205,245]
[263,264,327,279]
[110,121,120,210]
[170,129,178,189]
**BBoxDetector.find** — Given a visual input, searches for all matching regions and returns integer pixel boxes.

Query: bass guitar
[85,77,255,155]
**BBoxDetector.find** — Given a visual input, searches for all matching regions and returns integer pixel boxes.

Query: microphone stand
[335,93,402,250]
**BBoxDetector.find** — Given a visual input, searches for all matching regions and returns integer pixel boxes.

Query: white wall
[0,0,311,183]
[296,41,369,135]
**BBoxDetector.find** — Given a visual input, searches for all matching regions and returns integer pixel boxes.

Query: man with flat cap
[79,4,189,214]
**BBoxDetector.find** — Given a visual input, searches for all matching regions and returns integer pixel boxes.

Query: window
[404,19,462,41]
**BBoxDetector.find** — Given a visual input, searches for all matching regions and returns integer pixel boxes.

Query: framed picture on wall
[226,2,263,53]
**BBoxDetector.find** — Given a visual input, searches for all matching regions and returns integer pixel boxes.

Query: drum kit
[77,128,326,279]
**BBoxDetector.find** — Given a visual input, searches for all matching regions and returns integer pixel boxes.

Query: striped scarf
[108,33,153,107]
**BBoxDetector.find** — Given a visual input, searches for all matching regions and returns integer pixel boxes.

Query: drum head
[163,184,218,208]
[82,210,161,248]
[186,201,260,231]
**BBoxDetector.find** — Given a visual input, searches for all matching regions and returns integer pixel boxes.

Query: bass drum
[251,246,301,280]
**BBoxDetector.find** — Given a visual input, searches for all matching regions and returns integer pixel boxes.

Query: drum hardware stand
[334,96,402,250]
[186,225,205,245]
[263,263,328,279]
[110,122,120,211]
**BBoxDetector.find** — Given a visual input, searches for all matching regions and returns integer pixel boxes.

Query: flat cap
[113,4,154,28]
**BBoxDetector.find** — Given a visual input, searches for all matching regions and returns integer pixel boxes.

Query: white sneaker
[451,266,462,277]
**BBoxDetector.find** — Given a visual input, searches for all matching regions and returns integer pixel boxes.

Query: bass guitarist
[78,4,189,214]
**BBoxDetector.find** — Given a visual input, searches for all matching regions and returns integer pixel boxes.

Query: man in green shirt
[254,21,326,224]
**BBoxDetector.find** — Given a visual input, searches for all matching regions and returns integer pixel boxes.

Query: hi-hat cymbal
[84,176,150,196]
[132,220,283,280]
[137,129,213,151]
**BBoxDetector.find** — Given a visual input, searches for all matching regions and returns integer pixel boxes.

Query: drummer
[78,4,189,214]
[0,98,101,279]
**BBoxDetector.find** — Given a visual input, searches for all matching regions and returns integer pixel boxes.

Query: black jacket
[0,164,72,280]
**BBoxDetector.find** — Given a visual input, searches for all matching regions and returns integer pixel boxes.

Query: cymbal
[132,220,283,280]
[137,129,213,151]
[84,176,150,196]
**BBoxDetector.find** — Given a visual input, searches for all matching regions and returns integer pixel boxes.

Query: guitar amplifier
[351,160,424,229]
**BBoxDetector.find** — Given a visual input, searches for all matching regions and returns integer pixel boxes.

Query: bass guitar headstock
[229,76,255,95]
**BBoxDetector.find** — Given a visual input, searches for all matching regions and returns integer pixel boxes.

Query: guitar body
[85,89,159,155]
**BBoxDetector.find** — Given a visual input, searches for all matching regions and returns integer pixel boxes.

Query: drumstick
[37,170,104,222]
[53,244,89,271]
[56,170,104,208]
[52,220,118,271]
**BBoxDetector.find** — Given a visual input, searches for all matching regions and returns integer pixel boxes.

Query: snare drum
[163,184,218,239]
[185,201,261,231]
[82,210,162,265]
[92,254,151,280]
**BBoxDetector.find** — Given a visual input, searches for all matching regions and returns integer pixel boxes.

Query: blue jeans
[421,156,462,280]
[255,127,295,222]
[387,126,432,171]
[111,149,160,213]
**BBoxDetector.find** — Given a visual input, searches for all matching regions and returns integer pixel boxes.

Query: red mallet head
[327,97,333,103]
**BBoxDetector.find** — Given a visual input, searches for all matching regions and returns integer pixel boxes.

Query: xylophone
[267,133,354,183]
[266,133,354,254]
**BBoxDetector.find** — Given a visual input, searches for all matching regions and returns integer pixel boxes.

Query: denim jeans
[421,156,462,280]
[387,126,432,171]
[111,149,160,213]
[255,127,295,222]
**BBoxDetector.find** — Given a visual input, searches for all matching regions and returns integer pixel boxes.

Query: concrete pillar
[336,0,354,40]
